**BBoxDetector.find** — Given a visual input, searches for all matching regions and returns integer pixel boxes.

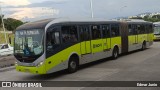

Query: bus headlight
[37,61,44,67]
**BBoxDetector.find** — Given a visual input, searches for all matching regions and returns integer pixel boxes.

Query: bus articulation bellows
[14,18,153,74]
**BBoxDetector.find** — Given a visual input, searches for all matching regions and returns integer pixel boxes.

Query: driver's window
[46,28,60,51]
[54,32,60,44]
[50,32,60,45]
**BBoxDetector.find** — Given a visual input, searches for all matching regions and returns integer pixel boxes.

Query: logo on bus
[93,44,102,48]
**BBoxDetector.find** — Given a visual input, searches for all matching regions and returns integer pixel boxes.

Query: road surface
[0,55,15,68]
[0,42,160,90]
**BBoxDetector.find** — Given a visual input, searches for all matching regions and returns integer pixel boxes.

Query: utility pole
[0,2,7,43]
[119,6,127,19]
[90,0,94,18]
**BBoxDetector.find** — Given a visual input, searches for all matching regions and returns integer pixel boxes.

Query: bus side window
[102,25,110,38]
[140,25,145,34]
[149,25,153,33]
[132,25,138,35]
[145,25,150,34]
[111,24,120,37]
[128,24,133,35]
[91,25,101,39]
[137,25,141,34]
[79,25,90,41]
[61,26,78,43]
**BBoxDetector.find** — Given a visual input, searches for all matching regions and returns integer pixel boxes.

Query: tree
[0,15,4,28]
[4,18,23,31]
[152,15,160,19]
[129,16,143,19]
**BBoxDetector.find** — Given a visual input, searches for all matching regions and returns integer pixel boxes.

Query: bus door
[91,25,103,53]
[146,25,149,42]
[133,25,138,45]
[149,24,153,42]
[101,25,111,51]
[135,25,139,44]
[120,22,128,53]
[79,26,91,55]
[146,24,153,42]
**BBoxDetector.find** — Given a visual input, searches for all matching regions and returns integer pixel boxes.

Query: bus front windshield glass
[14,29,44,57]
[154,27,160,35]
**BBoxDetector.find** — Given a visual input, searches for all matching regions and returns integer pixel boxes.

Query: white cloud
[2,0,30,7]
[8,8,34,20]
[6,7,59,20]
[2,0,160,21]
[1,0,60,20]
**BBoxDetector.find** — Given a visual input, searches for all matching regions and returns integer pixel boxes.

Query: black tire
[68,57,78,73]
[112,47,119,60]
[141,42,146,51]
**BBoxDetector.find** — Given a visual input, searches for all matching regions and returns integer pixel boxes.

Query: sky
[1,0,160,22]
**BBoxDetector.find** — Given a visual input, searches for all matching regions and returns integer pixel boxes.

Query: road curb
[0,66,15,72]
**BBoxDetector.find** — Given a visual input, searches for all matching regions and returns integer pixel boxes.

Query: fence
[0,31,13,34]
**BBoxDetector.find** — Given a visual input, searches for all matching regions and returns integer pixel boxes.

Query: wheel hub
[70,61,76,69]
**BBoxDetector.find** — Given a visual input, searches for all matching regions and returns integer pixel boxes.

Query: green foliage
[130,17,143,19]
[0,16,22,46]
[0,15,4,27]
[3,18,23,31]
[130,14,160,22]
[0,33,14,46]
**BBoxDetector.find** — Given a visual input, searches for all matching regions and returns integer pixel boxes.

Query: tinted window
[1,44,9,49]
[128,24,133,35]
[132,24,138,35]
[111,24,120,37]
[79,25,90,41]
[137,25,141,34]
[145,25,150,34]
[139,25,146,34]
[91,25,101,39]
[149,25,153,33]
[102,25,110,38]
[46,28,60,50]
[62,26,78,43]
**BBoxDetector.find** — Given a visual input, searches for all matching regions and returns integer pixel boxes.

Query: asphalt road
[0,42,160,90]
[0,55,15,68]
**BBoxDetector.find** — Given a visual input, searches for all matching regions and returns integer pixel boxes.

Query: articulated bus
[14,18,153,74]
[153,22,160,40]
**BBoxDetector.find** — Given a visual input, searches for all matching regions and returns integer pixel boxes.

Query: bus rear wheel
[68,57,78,73]
[112,47,119,60]
[141,42,146,50]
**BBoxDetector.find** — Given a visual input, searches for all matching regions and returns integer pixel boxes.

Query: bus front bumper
[15,65,46,74]
[154,35,160,41]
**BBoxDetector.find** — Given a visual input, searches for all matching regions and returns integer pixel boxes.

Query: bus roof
[16,18,152,31]
[16,18,120,31]
[119,19,152,24]
[16,18,54,30]
[154,22,160,25]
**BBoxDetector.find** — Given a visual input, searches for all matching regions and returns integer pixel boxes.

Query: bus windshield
[14,29,44,57]
[154,27,160,35]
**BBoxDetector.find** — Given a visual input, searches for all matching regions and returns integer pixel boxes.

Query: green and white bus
[153,22,160,40]
[14,18,153,74]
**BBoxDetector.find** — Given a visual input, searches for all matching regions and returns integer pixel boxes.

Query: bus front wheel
[68,57,78,73]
